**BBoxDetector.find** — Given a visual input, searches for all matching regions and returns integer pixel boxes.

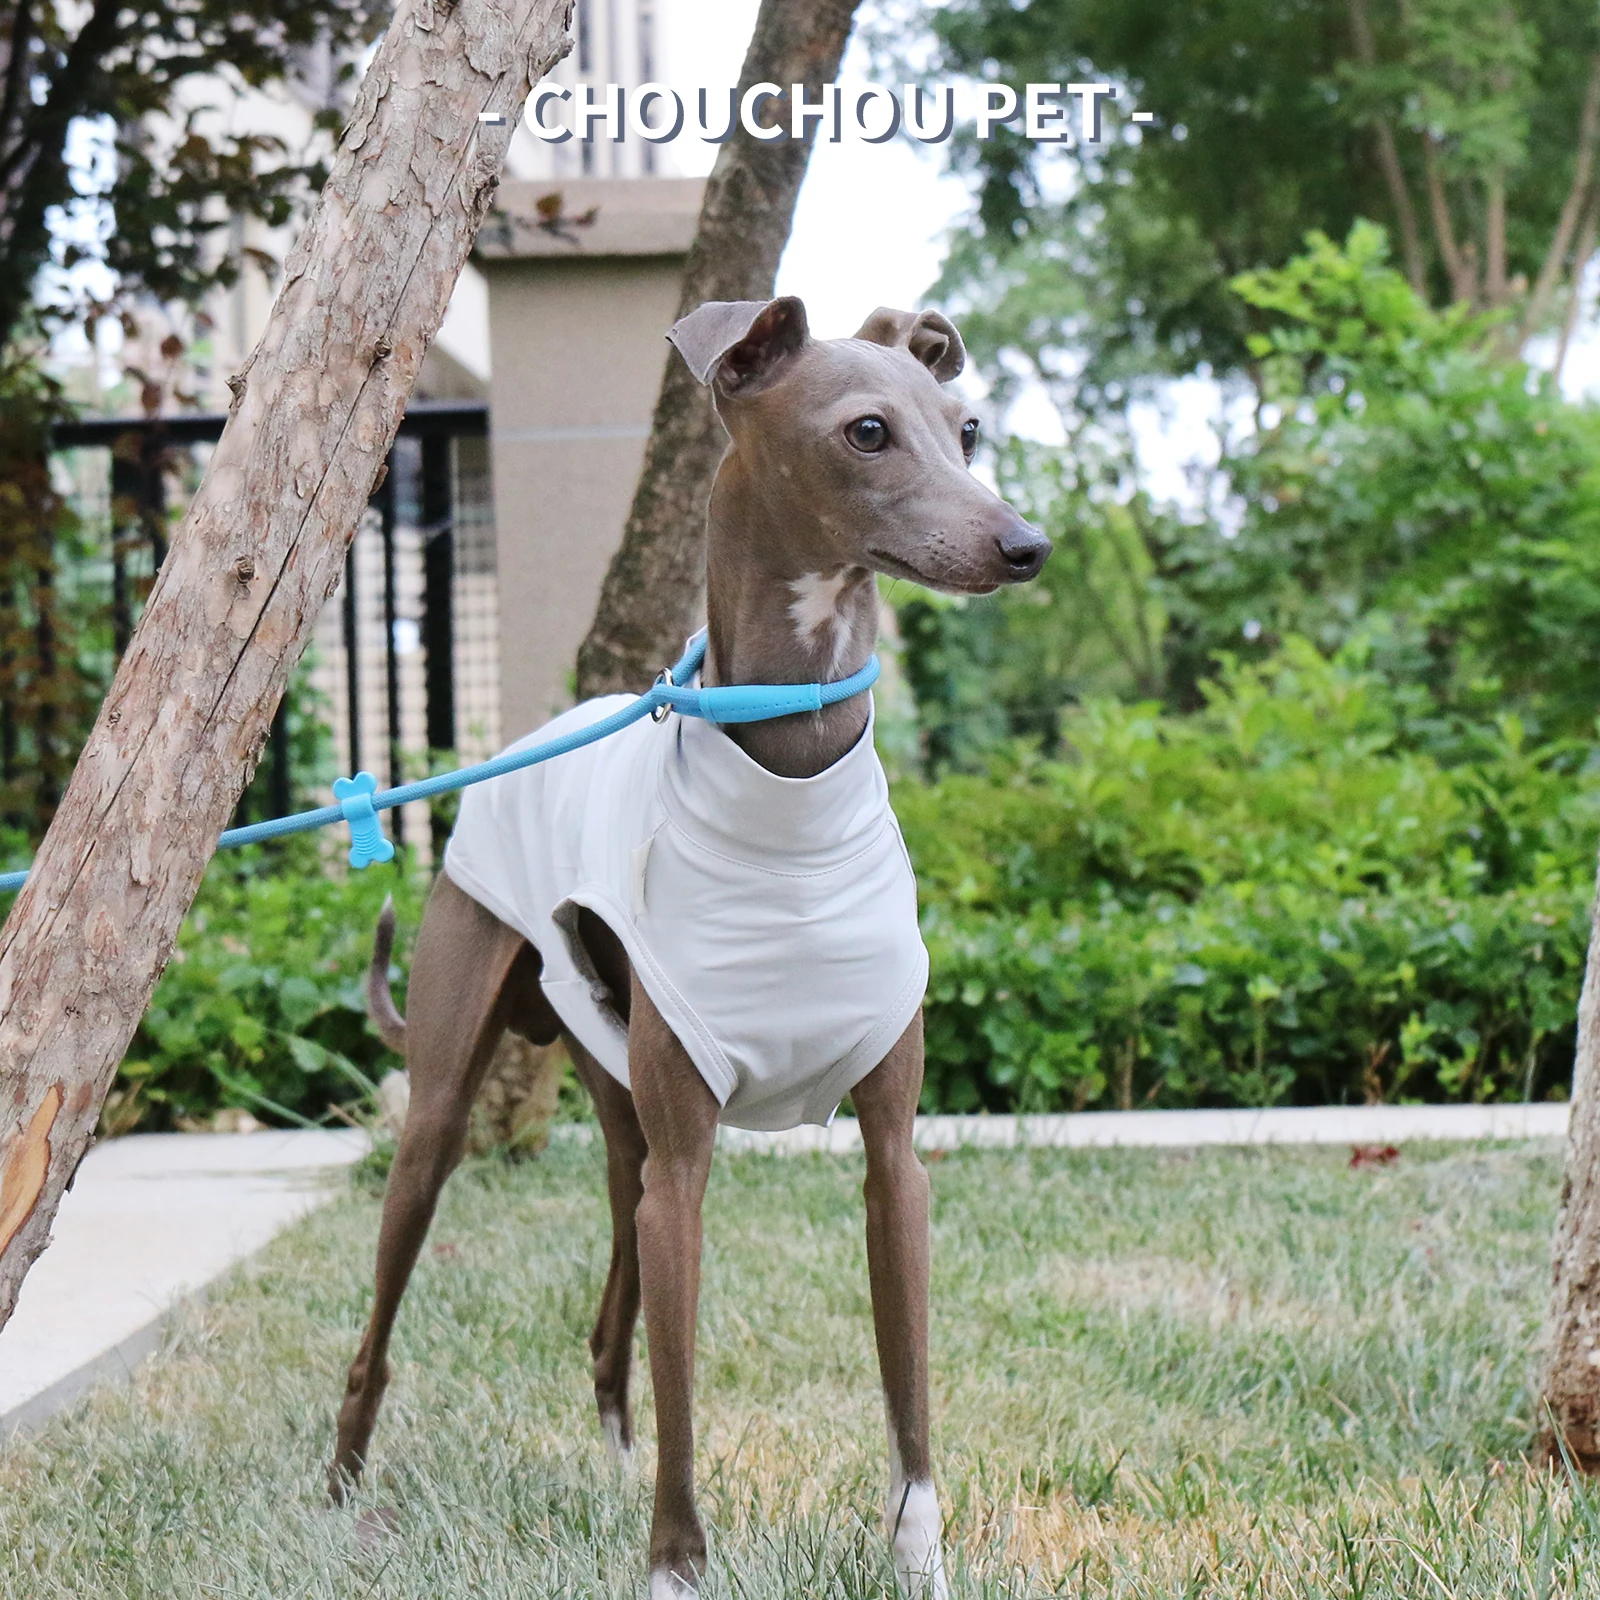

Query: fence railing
[48,399,498,861]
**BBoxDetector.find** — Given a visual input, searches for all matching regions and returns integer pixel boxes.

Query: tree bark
[0,0,122,353]
[1525,51,1600,340]
[0,0,571,1333]
[1540,838,1600,1469]
[1555,191,1599,383]
[573,0,863,699]
[1422,135,1475,306]
[1346,0,1427,297]
[1486,167,1507,306]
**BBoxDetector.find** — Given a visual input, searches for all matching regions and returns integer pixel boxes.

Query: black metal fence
[50,399,499,861]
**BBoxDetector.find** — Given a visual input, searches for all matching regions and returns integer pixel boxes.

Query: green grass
[3,1139,1598,1597]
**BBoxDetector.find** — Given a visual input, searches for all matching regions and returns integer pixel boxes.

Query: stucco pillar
[477,176,704,737]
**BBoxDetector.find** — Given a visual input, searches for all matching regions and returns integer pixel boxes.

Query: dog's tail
[367,895,408,1055]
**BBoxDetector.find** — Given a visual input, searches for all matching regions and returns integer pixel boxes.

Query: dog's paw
[600,1408,633,1468]
[888,1480,947,1598]
[648,1568,699,1599]
[355,1505,401,1553]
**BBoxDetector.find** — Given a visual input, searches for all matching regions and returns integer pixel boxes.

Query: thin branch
[0,0,124,343]
[1348,0,1427,295]
[0,2,34,165]
[1486,166,1507,305]
[1555,190,1599,383]
[1526,49,1600,337]
[1423,134,1475,304]
[0,0,121,200]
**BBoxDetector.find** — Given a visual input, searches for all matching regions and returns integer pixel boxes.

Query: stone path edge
[3,1311,176,1436]
[670,1099,1569,1156]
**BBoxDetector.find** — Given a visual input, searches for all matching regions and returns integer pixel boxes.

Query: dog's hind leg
[853,1011,948,1599]
[328,874,540,1501]
[566,1036,647,1461]
[560,909,651,1461]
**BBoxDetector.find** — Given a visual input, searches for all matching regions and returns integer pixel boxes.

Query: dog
[328,295,1050,1596]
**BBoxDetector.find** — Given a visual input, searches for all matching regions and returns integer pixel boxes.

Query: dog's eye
[845,416,889,453]
[960,418,980,458]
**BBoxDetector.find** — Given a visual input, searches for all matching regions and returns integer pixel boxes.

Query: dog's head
[669,296,1050,594]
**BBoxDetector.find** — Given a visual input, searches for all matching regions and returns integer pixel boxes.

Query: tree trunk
[1540,839,1600,1469]
[1555,192,1600,384]
[0,0,122,356]
[573,0,863,699]
[0,0,571,1333]
[1525,51,1600,340]
[1346,0,1427,297]
[1422,135,1475,306]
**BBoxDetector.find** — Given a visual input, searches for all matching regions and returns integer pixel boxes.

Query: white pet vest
[441,694,928,1131]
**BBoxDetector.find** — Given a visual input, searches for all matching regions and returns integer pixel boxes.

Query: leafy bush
[899,642,1597,1113]
[102,843,426,1133]
[904,225,1600,771]
[93,637,1600,1126]
[920,883,1584,1114]
[896,435,1173,775]
[1167,222,1600,745]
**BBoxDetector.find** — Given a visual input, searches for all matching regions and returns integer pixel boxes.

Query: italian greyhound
[327,296,1050,1596]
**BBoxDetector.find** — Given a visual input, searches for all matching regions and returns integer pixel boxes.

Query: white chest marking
[787,570,856,675]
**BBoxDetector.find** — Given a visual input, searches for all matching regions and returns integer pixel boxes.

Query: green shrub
[33,626,1597,1127]
[103,843,427,1133]
[920,884,1584,1114]
[899,640,1598,1113]
[1171,222,1600,745]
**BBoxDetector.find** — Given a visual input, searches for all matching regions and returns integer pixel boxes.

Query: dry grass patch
[1,1138,1595,1597]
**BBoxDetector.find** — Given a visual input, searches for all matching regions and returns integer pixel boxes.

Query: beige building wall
[503,0,672,184]
[479,176,704,737]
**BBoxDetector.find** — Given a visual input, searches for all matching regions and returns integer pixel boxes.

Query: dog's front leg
[628,972,721,1596]
[853,1012,948,1598]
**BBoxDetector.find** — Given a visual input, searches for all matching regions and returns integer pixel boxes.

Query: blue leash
[0,632,880,893]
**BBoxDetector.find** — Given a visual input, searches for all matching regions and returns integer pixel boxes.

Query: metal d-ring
[650,666,673,722]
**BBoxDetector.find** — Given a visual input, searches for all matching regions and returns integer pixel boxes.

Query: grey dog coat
[441,692,928,1131]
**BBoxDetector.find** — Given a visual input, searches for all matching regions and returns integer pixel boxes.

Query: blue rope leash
[0,632,880,893]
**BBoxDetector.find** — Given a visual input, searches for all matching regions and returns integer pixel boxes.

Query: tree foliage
[917,0,1600,410]
[0,364,99,824]
[0,0,385,355]
[1169,223,1600,741]
[906,225,1600,760]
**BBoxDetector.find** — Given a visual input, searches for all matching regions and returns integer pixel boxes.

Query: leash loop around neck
[0,629,883,893]
[646,629,881,725]
[649,667,676,724]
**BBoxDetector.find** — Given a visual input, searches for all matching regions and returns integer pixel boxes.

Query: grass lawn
[3,1137,1597,1597]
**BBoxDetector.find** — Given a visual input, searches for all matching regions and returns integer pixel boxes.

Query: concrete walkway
[0,1104,1569,1438]
[0,1129,364,1436]
[713,1099,1572,1155]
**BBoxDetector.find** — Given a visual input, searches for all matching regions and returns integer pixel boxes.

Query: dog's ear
[668,297,810,396]
[853,306,965,383]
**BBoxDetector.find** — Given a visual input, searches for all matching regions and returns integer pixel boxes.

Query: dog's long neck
[702,467,878,780]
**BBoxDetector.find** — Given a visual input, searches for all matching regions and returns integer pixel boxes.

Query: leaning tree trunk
[0,0,572,1333]
[573,0,862,699]
[1540,841,1600,1468]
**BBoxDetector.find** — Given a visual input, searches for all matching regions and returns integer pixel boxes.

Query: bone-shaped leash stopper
[333,772,396,869]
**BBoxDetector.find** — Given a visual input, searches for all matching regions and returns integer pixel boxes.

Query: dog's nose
[996,519,1051,580]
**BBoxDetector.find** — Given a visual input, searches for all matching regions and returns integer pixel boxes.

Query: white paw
[648,1569,698,1599]
[600,1408,631,1466]
[888,1480,947,1599]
